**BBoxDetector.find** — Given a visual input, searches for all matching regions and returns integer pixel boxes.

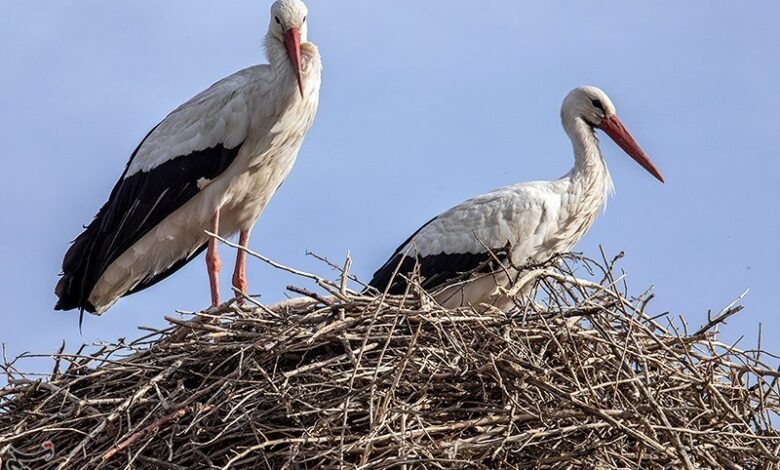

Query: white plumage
[126,76,251,176]
[56,0,320,315]
[369,86,664,309]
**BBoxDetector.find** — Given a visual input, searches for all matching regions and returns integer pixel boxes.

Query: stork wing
[55,69,257,312]
[125,72,252,176]
[369,186,548,294]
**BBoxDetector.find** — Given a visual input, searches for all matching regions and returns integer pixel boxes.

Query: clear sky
[1,1,779,376]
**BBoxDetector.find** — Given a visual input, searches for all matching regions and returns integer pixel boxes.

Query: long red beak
[283,28,304,97]
[598,115,665,183]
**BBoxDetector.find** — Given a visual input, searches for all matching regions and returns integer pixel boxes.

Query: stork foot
[206,251,222,307]
[232,273,248,304]
[232,229,250,305]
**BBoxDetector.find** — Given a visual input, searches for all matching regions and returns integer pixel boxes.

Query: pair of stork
[54,0,664,316]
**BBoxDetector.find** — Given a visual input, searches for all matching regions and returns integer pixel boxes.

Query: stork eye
[275,16,281,25]
[591,99,604,111]
[303,16,307,22]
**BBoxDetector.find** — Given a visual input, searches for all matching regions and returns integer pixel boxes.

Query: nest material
[1,254,780,469]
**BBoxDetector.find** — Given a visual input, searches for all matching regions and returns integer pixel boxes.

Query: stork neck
[562,116,613,205]
[263,33,320,93]
[563,117,600,172]
[264,34,290,71]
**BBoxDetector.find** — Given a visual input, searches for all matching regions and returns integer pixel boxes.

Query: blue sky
[1,1,779,375]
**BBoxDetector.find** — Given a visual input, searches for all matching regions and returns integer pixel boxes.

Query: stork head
[562,86,664,183]
[269,0,309,96]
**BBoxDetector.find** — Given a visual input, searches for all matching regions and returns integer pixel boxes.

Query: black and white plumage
[55,0,321,315]
[369,86,664,309]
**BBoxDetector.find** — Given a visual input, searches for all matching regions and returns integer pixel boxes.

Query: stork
[369,86,664,309]
[55,0,320,315]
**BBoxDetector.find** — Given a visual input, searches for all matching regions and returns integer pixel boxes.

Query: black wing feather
[368,217,508,295]
[55,141,241,312]
[368,217,435,293]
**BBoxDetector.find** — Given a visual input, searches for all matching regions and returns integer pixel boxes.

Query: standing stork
[55,0,321,315]
[369,86,664,309]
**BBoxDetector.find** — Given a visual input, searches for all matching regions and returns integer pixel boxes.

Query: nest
[2,251,780,469]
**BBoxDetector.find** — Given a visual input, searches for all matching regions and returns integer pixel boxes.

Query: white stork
[369,86,664,309]
[55,0,320,315]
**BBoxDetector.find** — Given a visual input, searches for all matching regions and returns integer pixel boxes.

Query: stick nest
[2,254,780,469]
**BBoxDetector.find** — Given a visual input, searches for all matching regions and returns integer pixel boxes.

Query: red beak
[283,28,304,97]
[598,115,665,183]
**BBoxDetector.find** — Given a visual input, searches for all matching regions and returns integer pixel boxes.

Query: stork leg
[232,230,250,303]
[206,209,222,307]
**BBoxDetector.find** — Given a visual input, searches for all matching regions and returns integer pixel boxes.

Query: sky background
[1,1,779,376]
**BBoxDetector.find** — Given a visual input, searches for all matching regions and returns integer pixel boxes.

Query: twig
[102,404,215,462]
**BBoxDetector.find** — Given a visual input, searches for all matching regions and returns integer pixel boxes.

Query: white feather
[125,72,252,177]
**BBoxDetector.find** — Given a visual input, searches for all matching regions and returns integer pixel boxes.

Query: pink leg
[232,230,250,303]
[206,209,222,307]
